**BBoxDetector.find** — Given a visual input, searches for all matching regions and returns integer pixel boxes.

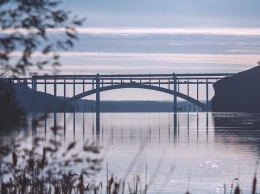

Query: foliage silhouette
[0,78,26,131]
[0,120,103,193]
[0,1,107,193]
[0,0,84,129]
[0,0,84,77]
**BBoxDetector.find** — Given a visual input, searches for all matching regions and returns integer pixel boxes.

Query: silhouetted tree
[0,0,84,77]
[0,79,26,131]
[0,0,84,129]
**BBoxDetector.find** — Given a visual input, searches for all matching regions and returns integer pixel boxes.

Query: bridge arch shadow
[67,83,206,110]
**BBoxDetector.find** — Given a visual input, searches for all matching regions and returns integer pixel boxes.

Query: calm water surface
[2,112,260,193]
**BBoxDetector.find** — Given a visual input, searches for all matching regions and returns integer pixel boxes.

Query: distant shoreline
[69,99,202,112]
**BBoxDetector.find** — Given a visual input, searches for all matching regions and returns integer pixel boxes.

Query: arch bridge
[10,73,234,116]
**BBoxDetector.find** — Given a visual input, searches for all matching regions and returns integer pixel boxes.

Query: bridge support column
[64,79,66,100]
[83,79,85,92]
[23,78,28,86]
[96,74,100,120]
[73,78,76,97]
[32,78,37,91]
[54,78,57,97]
[187,78,189,96]
[44,79,46,93]
[206,79,209,111]
[173,74,177,113]
[196,79,199,101]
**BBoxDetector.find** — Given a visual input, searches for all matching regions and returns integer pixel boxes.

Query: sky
[56,0,260,75]
[63,0,260,28]
[5,0,260,101]
[52,1,260,100]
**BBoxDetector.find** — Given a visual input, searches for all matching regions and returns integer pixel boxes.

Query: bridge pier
[73,78,76,96]
[44,79,46,93]
[96,74,100,120]
[206,79,209,111]
[173,74,177,113]
[96,74,101,136]
[54,78,57,96]
[32,77,37,91]
[23,78,28,86]
[197,79,199,101]
[83,79,85,92]
[187,78,190,96]
[64,79,66,100]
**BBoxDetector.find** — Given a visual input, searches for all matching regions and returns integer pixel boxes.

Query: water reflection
[33,112,215,152]
[28,112,260,157]
[26,112,213,146]
[0,115,27,144]
[213,112,260,155]
[6,112,260,193]
[0,79,27,138]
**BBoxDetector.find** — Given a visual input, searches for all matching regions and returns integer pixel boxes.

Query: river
[1,112,260,193]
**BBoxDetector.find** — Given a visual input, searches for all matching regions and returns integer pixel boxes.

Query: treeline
[70,99,201,112]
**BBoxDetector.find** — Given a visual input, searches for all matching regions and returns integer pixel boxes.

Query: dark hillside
[13,83,74,113]
[212,66,260,112]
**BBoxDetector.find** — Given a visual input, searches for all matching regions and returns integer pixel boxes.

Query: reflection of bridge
[11,73,234,115]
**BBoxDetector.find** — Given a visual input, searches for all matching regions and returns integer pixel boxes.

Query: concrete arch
[67,83,206,109]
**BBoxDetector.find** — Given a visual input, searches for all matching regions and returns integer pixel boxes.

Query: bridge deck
[31,73,234,79]
[7,73,235,113]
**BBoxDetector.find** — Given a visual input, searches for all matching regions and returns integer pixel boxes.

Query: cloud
[74,27,260,36]
[11,51,253,75]
[2,27,260,36]
[49,52,256,74]
[58,52,260,65]
[10,51,259,66]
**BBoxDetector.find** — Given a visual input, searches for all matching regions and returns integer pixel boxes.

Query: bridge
[10,73,234,116]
